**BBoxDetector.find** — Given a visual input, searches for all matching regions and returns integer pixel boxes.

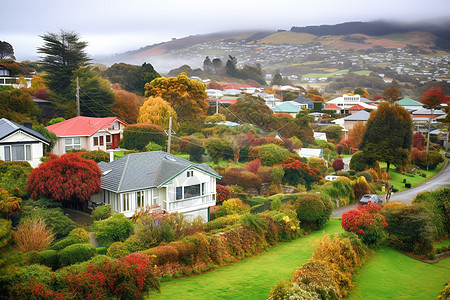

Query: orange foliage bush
[14,218,54,252]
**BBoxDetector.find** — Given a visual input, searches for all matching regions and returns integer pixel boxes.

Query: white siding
[0,131,46,168]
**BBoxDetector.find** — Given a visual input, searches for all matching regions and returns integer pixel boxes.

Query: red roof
[47,116,126,137]
[324,104,341,110]
[412,115,440,119]
[222,83,255,90]
[349,104,366,110]
[219,99,237,104]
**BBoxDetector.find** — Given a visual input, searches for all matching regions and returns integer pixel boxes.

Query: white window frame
[4,144,31,161]
[65,138,81,152]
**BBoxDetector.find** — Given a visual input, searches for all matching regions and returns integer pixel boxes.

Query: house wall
[0,131,45,168]
[53,136,89,156]
[343,120,367,131]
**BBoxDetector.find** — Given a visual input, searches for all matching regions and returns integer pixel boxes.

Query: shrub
[80,150,110,163]
[412,188,450,239]
[349,151,374,172]
[68,228,89,243]
[142,244,179,265]
[120,123,166,150]
[382,204,434,254]
[270,198,282,211]
[355,171,372,183]
[96,246,107,255]
[341,204,387,246]
[145,141,163,151]
[271,166,285,185]
[249,143,291,166]
[93,214,134,246]
[91,204,112,221]
[58,243,96,267]
[268,281,322,300]
[51,236,83,251]
[216,184,231,204]
[107,241,130,258]
[38,249,59,269]
[0,161,33,198]
[308,157,328,176]
[332,158,344,172]
[351,176,371,202]
[14,218,54,252]
[295,194,329,230]
[279,158,322,189]
[215,198,250,217]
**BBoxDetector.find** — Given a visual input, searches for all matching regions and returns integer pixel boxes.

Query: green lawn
[148,219,344,300]
[434,239,450,248]
[349,246,450,300]
[386,161,446,192]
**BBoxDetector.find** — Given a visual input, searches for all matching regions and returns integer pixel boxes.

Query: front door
[112,134,120,149]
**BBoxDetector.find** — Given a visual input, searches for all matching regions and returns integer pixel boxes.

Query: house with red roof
[46,116,127,156]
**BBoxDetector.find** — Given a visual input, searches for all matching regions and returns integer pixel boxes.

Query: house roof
[99,151,221,193]
[323,104,341,110]
[0,118,49,144]
[412,109,445,115]
[297,148,323,158]
[46,116,126,137]
[343,110,371,121]
[348,104,366,110]
[271,102,301,113]
[291,95,312,104]
[397,97,423,106]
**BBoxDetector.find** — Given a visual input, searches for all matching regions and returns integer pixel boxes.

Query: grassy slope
[148,219,343,300]
[349,246,450,300]
[386,161,446,192]
[258,31,316,44]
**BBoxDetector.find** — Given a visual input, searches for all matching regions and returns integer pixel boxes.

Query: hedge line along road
[332,160,450,218]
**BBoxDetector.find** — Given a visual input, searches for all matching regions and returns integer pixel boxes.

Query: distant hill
[291,21,450,50]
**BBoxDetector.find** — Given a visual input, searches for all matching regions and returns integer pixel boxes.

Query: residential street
[332,161,450,217]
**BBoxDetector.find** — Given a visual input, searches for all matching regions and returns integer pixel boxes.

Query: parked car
[325,175,339,181]
[445,153,450,159]
[358,194,382,205]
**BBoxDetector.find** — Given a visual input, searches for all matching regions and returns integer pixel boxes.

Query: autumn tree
[144,73,208,131]
[112,89,140,124]
[26,153,102,209]
[120,124,166,151]
[332,158,345,172]
[30,75,46,94]
[353,87,369,99]
[0,41,15,60]
[137,96,178,131]
[359,102,413,172]
[271,72,283,86]
[0,89,41,123]
[382,87,402,103]
[422,87,448,109]
[37,30,90,99]
[348,122,366,148]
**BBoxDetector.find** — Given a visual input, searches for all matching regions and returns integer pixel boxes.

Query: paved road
[332,160,450,217]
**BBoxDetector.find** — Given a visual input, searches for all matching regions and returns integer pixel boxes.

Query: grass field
[349,246,450,300]
[303,69,370,78]
[386,161,446,192]
[148,219,344,300]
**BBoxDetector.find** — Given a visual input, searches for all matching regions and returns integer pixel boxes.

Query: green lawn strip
[148,219,344,300]
[434,239,450,248]
[379,161,446,192]
[349,246,450,300]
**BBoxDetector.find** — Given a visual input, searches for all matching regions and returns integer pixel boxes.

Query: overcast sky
[2,0,449,61]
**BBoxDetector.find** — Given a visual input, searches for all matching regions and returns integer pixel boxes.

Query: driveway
[332,161,450,217]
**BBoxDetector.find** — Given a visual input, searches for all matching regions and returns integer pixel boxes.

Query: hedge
[38,249,59,270]
[58,243,97,267]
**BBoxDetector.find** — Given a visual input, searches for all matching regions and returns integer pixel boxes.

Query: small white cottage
[92,151,221,221]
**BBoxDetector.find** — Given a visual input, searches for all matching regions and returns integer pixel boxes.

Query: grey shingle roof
[0,118,49,144]
[343,110,370,121]
[99,151,220,193]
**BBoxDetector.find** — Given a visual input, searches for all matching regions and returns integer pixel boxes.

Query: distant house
[314,132,328,142]
[326,94,377,114]
[271,102,302,117]
[253,92,281,108]
[396,97,424,111]
[291,95,313,109]
[342,110,371,130]
[0,118,49,168]
[297,148,323,159]
[46,116,127,156]
[0,65,32,88]
[92,151,221,220]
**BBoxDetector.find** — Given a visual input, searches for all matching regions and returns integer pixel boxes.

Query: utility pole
[167,116,172,154]
[76,77,80,116]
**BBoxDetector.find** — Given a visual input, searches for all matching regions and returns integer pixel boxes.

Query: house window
[94,137,99,146]
[152,190,159,205]
[4,145,31,161]
[176,187,182,200]
[65,138,81,152]
[106,135,111,143]
[136,191,144,208]
[123,193,130,211]
[108,122,119,130]
[184,184,200,199]
[187,171,193,177]
[100,136,104,146]
[202,182,206,195]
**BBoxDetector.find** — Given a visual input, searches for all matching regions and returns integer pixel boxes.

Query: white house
[327,94,377,114]
[253,92,281,108]
[46,116,127,156]
[0,118,49,168]
[92,151,221,221]
[297,148,323,158]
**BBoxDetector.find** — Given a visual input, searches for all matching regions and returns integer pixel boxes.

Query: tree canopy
[137,96,178,131]
[112,88,140,124]
[144,73,208,130]
[0,41,15,60]
[359,102,413,172]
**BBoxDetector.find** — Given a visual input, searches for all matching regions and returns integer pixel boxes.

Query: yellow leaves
[137,97,178,130]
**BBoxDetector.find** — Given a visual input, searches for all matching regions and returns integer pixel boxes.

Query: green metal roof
[271,102,301,113]
[397,97,422,106]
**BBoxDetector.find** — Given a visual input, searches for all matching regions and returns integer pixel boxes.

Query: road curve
[332,160,450,217]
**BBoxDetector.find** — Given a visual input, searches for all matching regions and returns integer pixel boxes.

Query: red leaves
[26,153,102,203]
[216,184,230,204]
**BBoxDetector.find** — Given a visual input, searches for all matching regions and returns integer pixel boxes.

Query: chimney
[23,122,33,129]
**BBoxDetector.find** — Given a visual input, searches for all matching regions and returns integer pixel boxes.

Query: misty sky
[2,0,449,61]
